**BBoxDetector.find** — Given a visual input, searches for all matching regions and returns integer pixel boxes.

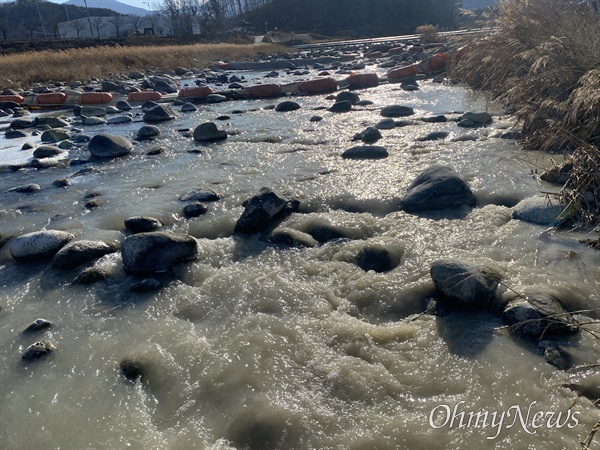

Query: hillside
[63,0,149,17]
[0,0,119,41]
[244,0,458,37]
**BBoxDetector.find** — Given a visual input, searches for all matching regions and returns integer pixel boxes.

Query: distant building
[462,0,498,9]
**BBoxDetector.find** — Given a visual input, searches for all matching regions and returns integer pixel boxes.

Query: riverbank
[453,0,600,232]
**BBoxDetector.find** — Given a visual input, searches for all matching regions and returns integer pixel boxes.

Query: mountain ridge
[62,0,150,16]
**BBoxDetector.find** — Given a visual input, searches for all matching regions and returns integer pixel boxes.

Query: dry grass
[452,0,600,227]
[416,24,440,44]
[0,42,287,89]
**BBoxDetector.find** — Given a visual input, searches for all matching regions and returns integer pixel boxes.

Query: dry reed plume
[453,0,600,227]
[0,42,286,89]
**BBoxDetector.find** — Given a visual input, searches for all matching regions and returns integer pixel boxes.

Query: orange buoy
[428,53,451,71]
[244,84,282,99]
[0,94,25,103]
[298,78,337,95]
[387,65,418,81]
[178,86,213,98]
[128,91,162,102]
[79,92,113,104]
[36,92,67,105]
[348,73,379,88]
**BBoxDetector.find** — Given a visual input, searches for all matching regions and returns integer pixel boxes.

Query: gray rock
[22,341,55,361]
[3,183,41,194]
[23,319,52,334]
[5,129,27,139]
[375,119,397,130]
[310,116,323,122]
[540,164,572,185]
[328,100,352,113]
[137,125,160,139]
[503,289,578,336]
[153,80,178,94]
[205,94,228,104]
[181,102,198,112]
[21,141,36,149]
[107,116,133,125]
[124,216,163,233]
[80,106,106,117]
[430,259,502,309]
[70,134,92,143]
[460,111,492,125]
[53,179,70,188]
[421,115,447,123]
[235,188,299,234]
[179,189,221,202]
[11,230,75,261]
[10,118,35,129]
[541,342,571,370]
[267,227,318,248]
[341,145,388,159]
[72,266,109,285]
[275,101,301,112]
[193,122,227,142]
[121,232,199,274]
[512,196,567,225]
[84,117,107,126]
[416,131,449,142]
[356,245,398,272]
[336,91,360,104]
[51,240,114,270]
[88,133,133,159]
[32,145,66,159]
[116,100,132,111]
[381,105,414,117]
[131,278,161,293]
[40,129,70,143]
[183,202,208,218]
[143,105,177,123]
[352,127,382,143]
[400,165,476,212]
[37,117,70,128]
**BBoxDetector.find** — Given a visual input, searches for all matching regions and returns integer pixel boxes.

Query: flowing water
[0,73,599,450]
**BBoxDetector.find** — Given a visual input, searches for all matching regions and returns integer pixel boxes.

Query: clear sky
[48,0,155,11]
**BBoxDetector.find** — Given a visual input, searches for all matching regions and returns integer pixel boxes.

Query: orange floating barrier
[0,94,25,103]
[128,91,162,102]
[387,64,418,81]
[79,92,113,104]
[36,92,67,105]
[178,86,213,98]
[348,73,379,88]
[298,77,337,95]
[244,83,282,99]
[428,52,451,71]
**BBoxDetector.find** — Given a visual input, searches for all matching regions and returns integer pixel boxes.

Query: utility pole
[64,4,71,21]
[83,0,94,37]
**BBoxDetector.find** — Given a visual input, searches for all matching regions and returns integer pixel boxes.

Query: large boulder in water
[503,289,578,336]
[88,134,133,159]
[143,105,177,123]
[51,240,114,270]
[430,259,502,310]
[512,196,567,225]
[120,232,199,274]
[342,145,388,159]
[193,122,228,142]
[10,230,75,262]
[235,188,299,234]
[399,165,476,212]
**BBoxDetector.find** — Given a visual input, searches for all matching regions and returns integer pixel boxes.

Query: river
[0,65,599,449]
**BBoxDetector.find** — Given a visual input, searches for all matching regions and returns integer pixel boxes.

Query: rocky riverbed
[0,42,599,450]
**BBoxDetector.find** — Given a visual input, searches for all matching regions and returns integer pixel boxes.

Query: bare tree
[145,12,162,35]
[46,14,61,39]
[24,21,37,39]
[108,14,126,37]
[128,14,144,35]
[90,16,104,38]
[68,19,87,39]
[0,16,9,42]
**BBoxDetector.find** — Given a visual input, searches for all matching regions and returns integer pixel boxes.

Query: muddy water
[0,78,599,450]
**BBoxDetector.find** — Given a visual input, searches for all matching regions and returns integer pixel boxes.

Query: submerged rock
[11,230,75,262]
[119,357,145,382]
[51,240,114,270]
[328,100,352,113]
[3,184,41,194]
[72,266,110,285]
[183,202,208,218]
[179,189,221,203]
[193,122,228,142]
[32,145,66,159]
[21,341,55,362]
[88,134,133,159]
[267,227,318,248]
[540,342,572,370]
[352,127,382,144]
[235,188,299,234]
[512,196,567,226]
[23,319,52,334]
[124,216,163,233]
[355,244,400,272]
[416,131,449,142]
[381,105,414,117]
[341,145,388,159]
[121,232,199,274]
[503,289,578,337]
[137,125,160,140]
[399,165,476,212]
[275,101,301,112]
[430,259,502,310]
[130,278,161,293]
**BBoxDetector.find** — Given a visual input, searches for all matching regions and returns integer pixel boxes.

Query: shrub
[416,24,440,43]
